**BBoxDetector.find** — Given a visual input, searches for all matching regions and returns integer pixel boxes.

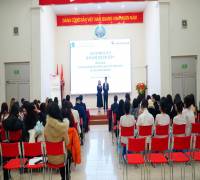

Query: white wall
[159,0,200,105]
[144,2,160,95]
[0,0,32,103]
[55,23,146,108]
[40,6,56,102]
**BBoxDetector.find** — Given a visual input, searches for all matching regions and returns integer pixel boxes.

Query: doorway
[5,62,30,104]
[171,56,197,100]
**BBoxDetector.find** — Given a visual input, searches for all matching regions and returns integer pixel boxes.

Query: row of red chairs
[124,135,200,180]
[0,128,22,142]
[120,123,200,138]
[0,141,69,180]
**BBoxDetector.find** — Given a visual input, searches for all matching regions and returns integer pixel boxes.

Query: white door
[171,56,197,100]
[5,62,30,103]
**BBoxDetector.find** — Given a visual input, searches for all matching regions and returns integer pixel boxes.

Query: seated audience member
[2,102,25,139]
[44,102,70,180]
[155,97,170,125]
[189,94,197,114]
[54,97,59,105]
[148,99,156,119]
[38,103,47,126]
[0,102,9,126]
[66,95,73,108]
[74,97,87,132]
[125,93,131,103]
[111,95,119,115]
[118,99,125,120]
[166,94,174,118]
[183,95,195,135]
[152,94,160,116]
[173,101,187,125]
[23,102,38,141]
[79,95,86,111]
[9,97,15,112]
[120,102,136,145]
[137,99,154,127]
[131,98,139,120]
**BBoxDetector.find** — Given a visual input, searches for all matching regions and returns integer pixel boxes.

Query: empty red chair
[45,141,68,180]
[169,136,192,179]
[138,125,153,137]
[155,125,169,136]
[23,142,45,179]
[125,138,146,180]
[1,142,27,179]
[8,130,22,142]
[172,124,186,136]
[148,137,169,180]
[191,123,200,134]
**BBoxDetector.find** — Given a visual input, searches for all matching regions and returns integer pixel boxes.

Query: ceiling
[52,1,148,15]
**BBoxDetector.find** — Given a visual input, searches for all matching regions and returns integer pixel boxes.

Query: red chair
[45,141,68,180]
[148,137,169,180]
[172,124,186,136]
[0,142,27,179]
[138,125,152,137]
[0,127,8,142]
[120,126,135,147]
[8,130,22,142]
[155,125,169,136]
[191,123,200,134]
[125,138,146,180]
[23,142,45,179]
[112,113,118,144]
[169,136,192,179]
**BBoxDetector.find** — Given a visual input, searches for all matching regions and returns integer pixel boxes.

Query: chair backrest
[128,138,146,152]
[151,137,169,152]
[1,142,20,158]
[155,125,169,136]
[173,136,191,150]
[191,123,200,134]
[138,125,152,136]
[45,141,65,156]
[194,135,200,149]
[0,128,8,141]
[8,130,22,142]
[173,124,186,135]
[121,126,134,137]
[23,142,43,157]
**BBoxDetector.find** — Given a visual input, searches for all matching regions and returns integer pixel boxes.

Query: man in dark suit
[103,76,109,110]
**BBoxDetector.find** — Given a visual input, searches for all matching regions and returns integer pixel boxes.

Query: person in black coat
[103,76,109,110]
[97,80,103,112]
[3,102,24,133]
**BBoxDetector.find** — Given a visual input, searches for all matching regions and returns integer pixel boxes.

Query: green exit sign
[181,64,188,69]
[14,70,20,75]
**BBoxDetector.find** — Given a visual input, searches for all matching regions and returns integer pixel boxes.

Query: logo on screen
[70,42,75,48]
[95,25,106,38]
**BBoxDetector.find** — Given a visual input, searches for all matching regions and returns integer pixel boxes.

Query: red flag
[56,64,59,75]
[60,64,65,99]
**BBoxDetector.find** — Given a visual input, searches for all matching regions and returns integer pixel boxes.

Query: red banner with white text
[40,0,144,5]
[57,12,143,26]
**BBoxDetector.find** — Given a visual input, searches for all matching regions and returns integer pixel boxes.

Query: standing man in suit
[103,76,109,110]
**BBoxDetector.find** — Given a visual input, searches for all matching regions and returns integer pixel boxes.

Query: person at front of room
[103,76,109,110]
[97,80,103,112]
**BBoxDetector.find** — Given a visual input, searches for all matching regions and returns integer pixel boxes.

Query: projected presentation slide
[70,39,131,94]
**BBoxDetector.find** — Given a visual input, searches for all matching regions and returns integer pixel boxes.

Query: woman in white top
[155,97,170,126]
[173,101,187,125]
[182,95,195,135]
[137,99,154,127]
[120,101,136,146]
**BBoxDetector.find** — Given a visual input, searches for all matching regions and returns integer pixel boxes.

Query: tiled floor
[1,125,200,179]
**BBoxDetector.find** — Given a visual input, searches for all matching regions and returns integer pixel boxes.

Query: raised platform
[89,109,108,125]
